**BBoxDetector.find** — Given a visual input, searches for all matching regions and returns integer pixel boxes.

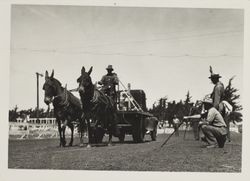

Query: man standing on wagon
[98,65,119,104]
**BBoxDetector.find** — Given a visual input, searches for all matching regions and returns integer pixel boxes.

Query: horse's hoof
[108,143,112,146]
[59,142,65,147]
[79,143,84,147]
[86,144,91,148]
[68,143,73,147]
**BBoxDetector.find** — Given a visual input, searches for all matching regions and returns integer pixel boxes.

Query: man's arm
[213,85,223,110]
[183,114,201,120]
[205,108,216,124]
[113,73,119,85]
[98,76,105,85]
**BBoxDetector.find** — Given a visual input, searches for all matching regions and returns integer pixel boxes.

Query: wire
[60,29,243,49]
[59,29,243,49]
[11,28,243,58]
[11,27,242,51]
[11,48,242,59]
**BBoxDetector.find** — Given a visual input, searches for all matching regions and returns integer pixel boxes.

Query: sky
[10,5,244,110]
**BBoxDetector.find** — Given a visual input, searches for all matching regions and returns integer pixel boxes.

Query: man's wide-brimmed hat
[106,65,114,71]
[209,73,222,79]
[209,66,221,79]
[202,97,213,105]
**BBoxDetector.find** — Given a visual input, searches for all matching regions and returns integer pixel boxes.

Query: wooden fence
[9,118,75,140]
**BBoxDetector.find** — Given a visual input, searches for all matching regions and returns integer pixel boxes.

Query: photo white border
[1,0,249,181]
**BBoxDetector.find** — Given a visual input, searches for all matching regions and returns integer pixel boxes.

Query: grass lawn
[8,130,242,172]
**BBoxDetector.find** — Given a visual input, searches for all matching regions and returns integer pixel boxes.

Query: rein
[91,89,112,107]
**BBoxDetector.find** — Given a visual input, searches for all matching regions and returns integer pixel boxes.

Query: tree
[224,76,242,111]
[150,92,194,125]
[149,99,162,120]
[8,106,55,122]
[184,91,192,105]
[9,105,19,122]
[184,91,194,116]
[223,76,242,122]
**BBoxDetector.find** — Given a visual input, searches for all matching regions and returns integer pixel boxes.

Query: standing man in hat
[98,65,119,103]
[209,66,225,110]
[184,97,227,148]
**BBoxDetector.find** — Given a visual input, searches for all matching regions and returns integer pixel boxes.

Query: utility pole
[36,72,43,118]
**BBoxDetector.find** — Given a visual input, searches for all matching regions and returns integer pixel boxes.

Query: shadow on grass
[63,139,154,148]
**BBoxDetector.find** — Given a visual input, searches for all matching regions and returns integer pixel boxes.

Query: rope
[69,88,79,92]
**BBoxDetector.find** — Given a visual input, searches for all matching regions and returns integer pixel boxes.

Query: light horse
[77,66,120,147]
[43,70,85,147]
[219,100,233,142]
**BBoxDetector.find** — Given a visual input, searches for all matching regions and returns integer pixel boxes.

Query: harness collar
[53,88,69,108]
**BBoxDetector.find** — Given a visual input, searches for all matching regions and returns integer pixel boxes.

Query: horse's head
[77,66,93,95]
[43,70,62,105]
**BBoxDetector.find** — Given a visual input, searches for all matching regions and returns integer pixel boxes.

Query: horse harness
[90,89,114,112]
[53,89,70,110]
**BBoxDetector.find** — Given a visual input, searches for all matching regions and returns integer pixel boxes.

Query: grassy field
[8,131,242,172]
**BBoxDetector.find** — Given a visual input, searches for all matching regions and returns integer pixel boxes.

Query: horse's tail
[219,100,233,117]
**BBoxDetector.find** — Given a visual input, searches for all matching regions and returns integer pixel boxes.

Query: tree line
[9,76,242,124]
[9,106,54,122]
[149,76,242,125]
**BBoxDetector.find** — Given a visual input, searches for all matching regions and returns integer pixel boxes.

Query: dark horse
[77,66,119,147]
[43,70,84,147]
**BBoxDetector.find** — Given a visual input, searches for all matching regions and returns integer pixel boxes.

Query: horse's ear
[50,69,54,78]
[88,66,93,75]
[77,76,81,83]
[81,66,85,75]
[45,71,49,80]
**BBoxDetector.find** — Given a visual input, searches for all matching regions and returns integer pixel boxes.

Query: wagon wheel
[132,118,145,143]
[94,127,105,143]
[88,126,96,144]
[118,129,125,142]
[150,129,157,141]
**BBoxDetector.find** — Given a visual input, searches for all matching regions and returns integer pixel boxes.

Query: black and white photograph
[1,0,249,179]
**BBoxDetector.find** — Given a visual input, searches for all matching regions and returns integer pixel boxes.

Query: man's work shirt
[99,73,119,94]
[206,107,227,127]
[173,118,180,125]
[211,81,224,110]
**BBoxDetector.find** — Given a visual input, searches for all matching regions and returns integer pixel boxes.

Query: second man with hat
[184,97,227,148]
[199,97,227,148]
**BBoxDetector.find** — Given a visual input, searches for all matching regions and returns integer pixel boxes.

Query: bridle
[54,88,69,107]
[45,84,69,109]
